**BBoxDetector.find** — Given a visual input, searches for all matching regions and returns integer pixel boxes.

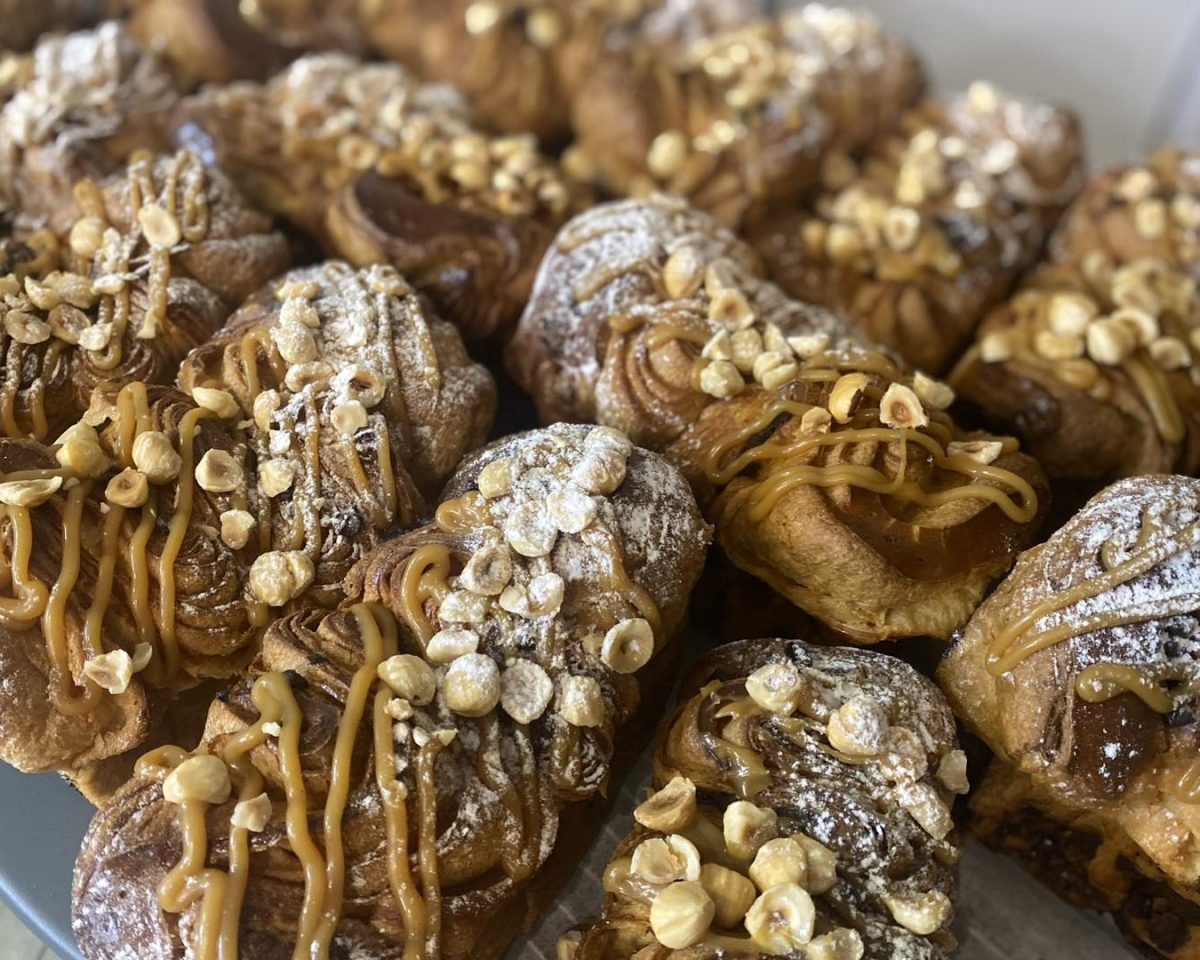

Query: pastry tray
[0,697,1140,960]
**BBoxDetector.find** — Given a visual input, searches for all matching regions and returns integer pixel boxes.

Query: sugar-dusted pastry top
[565,637,965,960]
[73,423,710,960]
[0,149,289,442]
[951,150,1200,485]
[511,195,1048,642]
[751,81,1084,373]
[0,261,494,798]
[940,474,1200,959]
[174,52,577,339]
[568,4,924,226]
[0,22,179,222]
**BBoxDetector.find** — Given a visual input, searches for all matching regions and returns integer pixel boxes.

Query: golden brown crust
[750,83,1084,373]
[128,0,364,85]
[939,475,1200,960]
[950,151,1200,489]
[569,6,924,227]
[0,150,290,442]
[73,423,709,960]
[0,261,494,799]
[358,0,761,145]
[0,23,180,223]
[511,196,1048,642]
[172,53,577,340]
[569,638,963,960]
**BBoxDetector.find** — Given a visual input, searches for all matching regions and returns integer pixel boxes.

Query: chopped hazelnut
[504,500,558,557]
[649,881,714,950]
[105,468,149,508]
[601,618,654,674]
[82,649,133,695]
[219,509,256,549]
[248,550,314,606]
[196,449,242,493]
[699,359,745,399]
[745,883,815,953]
[647,130,689,180]
[56,423,110,478]
[979,330,1015,363]
[441,653,502,718]
[635,776,697,833]
[230,792,272,833]
[500,659,554,724]
[162,755,231,806]
[547,486,598,534]
[1149,335,1191,370]
[439,589,489,624]
[426,627,479,663]
[749,837,808,892]
[633,834,702,885]
[459,544,513,595]
[723,801,778,863]
[827,695,889,756]
[745,662,804,715]
[332,401,368,436]
[132,431,182,484]
[827,372,869,423]
[4,309,50,345]
[800,407,833,434]
[662,246,705,299]
[946,440,1003,465]
[377,654,437,705]
[259,458,297,498]
[191,386,240,419]
[883,890,952,936]
[0,476,62,507]
[559,675,605,727]
[936,749,971,795]
[700,862,757,929]
[806,929,864,960]
[879,383,929,430]
[1086,317,1137,366]
[477,457,516,499]
[570,447,626,495]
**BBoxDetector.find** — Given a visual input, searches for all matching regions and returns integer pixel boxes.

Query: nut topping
[633,834,702,885]
[259,458,297,497]
[700,862,757,930]
[191,387,240,419]
[827,695,890,756]
[601,618,654,674]
[162,755,231,806]
[946,440,1003,465]
[105,468,149,508]
[547,487,598,534]
[723,801,778,863]
[56,423,110,478]
[231,793,272,833]
[377,654,437,705]
[912,372,954,410]
[635,776,697,833]
[749,837,808,892]
[828,372,869,423]
[662,245,705,299]
[795,835,838,895]
[425,627,480,663]
[82,649,134,695]
[195,449,242,493]
[806,928,865,960]
[559,675,604,727]
[499,659,554,724]
[936,749,971,795]
[0,476,62,507]
[699,359,745,399]
[331,401,369,436]
[878,383,929,430]
[477,457,515,499]
[745,662,804,715]
[441,653,502,718]
[504,500,558,557]
[649,881,714,950]
[744,883,815,952]
[132,431,182,484]
[883,890,953,935]
[219,509,255,549]
[248,550,314,606]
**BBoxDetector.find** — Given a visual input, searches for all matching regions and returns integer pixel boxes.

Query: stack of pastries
[0,4,1189,960]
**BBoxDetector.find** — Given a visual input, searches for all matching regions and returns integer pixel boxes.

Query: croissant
[128,0,364,85]
[938,475,1200,960]
[949,150,1200,494]
[72,422,710,960]
[562,637,965,960]
[0,260,495,800]
[0,149,290,442]
[0,22,180,223]
[567,5,925,227]
[510,195,1049,642]
[749,82,1084,374]
[172,53,577,341]
[357,0,762,146]
[0,0,112,51]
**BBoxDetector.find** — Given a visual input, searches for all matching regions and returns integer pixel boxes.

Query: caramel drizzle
[399,544,452,645]
[150,603,445,959]
[987,512,1200,676]
[703,391,1037,525]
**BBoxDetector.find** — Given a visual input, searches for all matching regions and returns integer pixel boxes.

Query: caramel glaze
[0,152,211,441]
[982,505,1200,802]
[147,603,449,960]
[0,381,214,716]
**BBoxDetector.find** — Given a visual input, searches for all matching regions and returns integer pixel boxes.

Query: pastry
[357,0,762,146]
[128,0,364,85]
[0,149,290,442]
[563,637,965,959]
[949,150,1200,491]
[0,22,180,223]
[510,196,1049,642]
[749,82,1084,373]
[939,474,1200,960]
[173,53,577,340]
[568,5,925,227]
[72,422,710,960]
[0,260,495,800]
[0,0,112,52]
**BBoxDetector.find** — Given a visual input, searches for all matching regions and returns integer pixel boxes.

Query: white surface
[843,0,1200,168]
